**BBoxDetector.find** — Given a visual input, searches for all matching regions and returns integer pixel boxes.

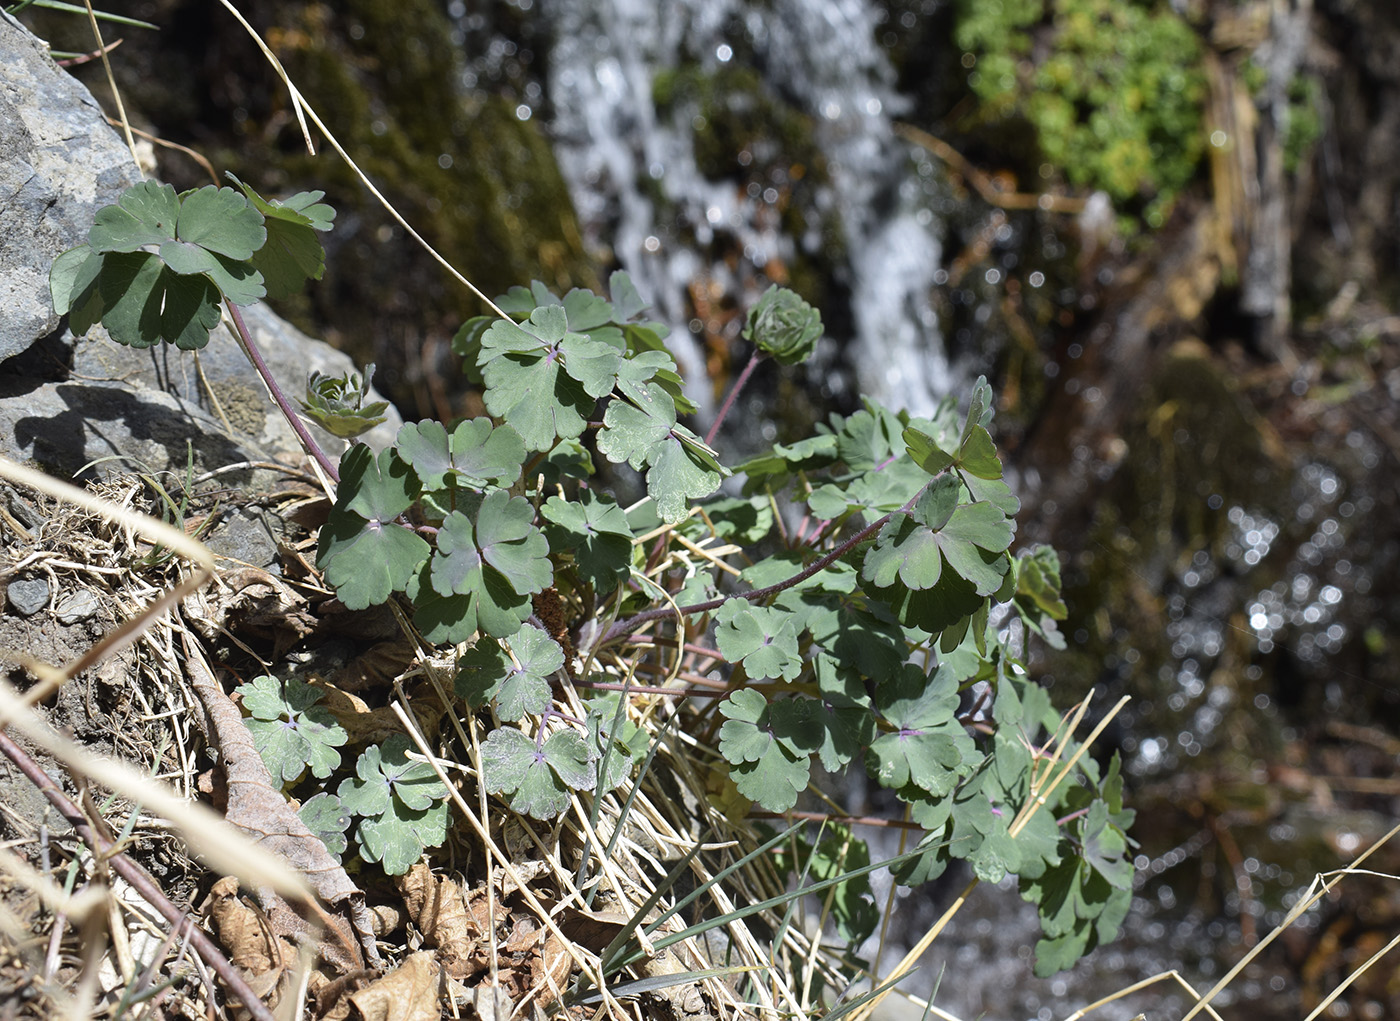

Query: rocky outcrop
[0,11,399,491]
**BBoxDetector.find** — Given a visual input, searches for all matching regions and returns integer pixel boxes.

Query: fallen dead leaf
[349,951,442,1021]
[395,863,481,979]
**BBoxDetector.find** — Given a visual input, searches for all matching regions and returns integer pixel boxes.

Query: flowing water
[537,0,952,421]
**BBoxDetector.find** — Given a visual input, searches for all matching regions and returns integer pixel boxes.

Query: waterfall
[539,0,953,419]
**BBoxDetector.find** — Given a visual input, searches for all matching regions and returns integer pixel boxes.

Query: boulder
[0,11,400,491]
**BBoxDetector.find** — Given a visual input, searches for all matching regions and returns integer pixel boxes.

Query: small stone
[7,578,50,616]
[55,589,101,625]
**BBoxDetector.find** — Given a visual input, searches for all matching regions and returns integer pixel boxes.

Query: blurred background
[22,0,1400,1016]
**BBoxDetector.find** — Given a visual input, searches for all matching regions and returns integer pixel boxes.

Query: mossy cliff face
[38,0,593,418]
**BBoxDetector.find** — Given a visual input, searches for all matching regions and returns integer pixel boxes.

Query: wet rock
[7,577,49,616]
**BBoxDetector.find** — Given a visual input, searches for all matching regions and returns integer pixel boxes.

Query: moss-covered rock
[952,0,1207,230]
[651,62,842,308]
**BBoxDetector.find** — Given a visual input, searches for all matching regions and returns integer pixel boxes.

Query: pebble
[55,589,101,625]
[7,577,50,616]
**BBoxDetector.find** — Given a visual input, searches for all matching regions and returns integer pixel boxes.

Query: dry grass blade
[0,457,213,709]
[0,682,309,903]
[1060,970,1224,1021]
[849,692,1131,1021]
[1180,820,1400,1020]
[0,455,310,903]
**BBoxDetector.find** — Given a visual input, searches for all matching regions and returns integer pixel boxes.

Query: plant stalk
[704,349,766,447]
[226,301,340,483]
[600,495,913,647]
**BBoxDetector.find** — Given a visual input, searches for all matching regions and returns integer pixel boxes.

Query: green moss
[265,0,592,299]
[954,0,1207,229]
[1283,75,1323,175]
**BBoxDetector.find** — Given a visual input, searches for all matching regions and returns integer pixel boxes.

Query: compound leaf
[235,674,347,784]
[717,690,813,812]
[99,251,222,350]
[88,180,179,252]
[598,384,725,522]
[174,185,266,261]
[397,418,525,491]
[338,735,451,872]
[455,625,563,720]
[317,445,430,610]
[476,489,552,591]
[540,491,634,592]
[299,792,351,859]
[480,312,594,450]
[357,803,450,876]
[713,598,802,681]
[482,726,594,819]
[867,665,975,797]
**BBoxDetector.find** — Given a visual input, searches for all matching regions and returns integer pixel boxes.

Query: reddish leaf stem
[226,301,341,483]
[704,349,766,447]
[600,495,913,648]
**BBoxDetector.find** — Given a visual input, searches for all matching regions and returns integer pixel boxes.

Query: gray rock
[7,577,50,616]
[0,11,141,361]
[0,14,401,485]
[204,506,284,573]
[54,588,101,625]
[69,302,401,460]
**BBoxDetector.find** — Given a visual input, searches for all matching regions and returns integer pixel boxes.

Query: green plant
[234,675,348,784]
[336,734,451,875]
[955,0,1207,228]
[50,177,344,480]
[55,177,1134,977]
[232,676,449,875]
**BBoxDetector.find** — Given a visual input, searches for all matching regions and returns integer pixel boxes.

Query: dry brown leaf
[306,674,447,748]
[326,639,417,693]
[206,874,297,1014]
[349,951,442,1021]
[307,677,414,746]
[181,631,379,971]
[190,567,316,660]
[462,979,513,1021]
[500,920,572,1005]
[636,949,717,1021]
[395,864,482,979]
[557,906,633,955]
